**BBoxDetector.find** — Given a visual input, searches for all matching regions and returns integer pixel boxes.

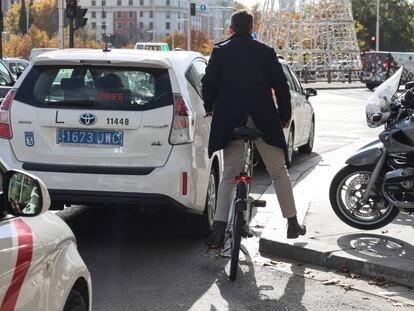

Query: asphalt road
[59,88,409,310]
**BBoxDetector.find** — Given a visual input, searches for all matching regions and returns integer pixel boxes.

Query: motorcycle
[329,67,414,230]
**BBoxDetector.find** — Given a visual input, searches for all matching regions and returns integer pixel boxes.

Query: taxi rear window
[15,65,173,111]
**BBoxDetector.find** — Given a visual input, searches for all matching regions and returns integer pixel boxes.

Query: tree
[74,28,102,48]
[3,25,52,59]
[163,32,186,50]
[163,30,212,54]
[2,25,102,59]
[352,0,414,51]
[251,2,261,33]
[109,33,129,48]
[31,0,58,36]
[28,0,34,28]
[5,3,21,35]
[6,0,57,36]
[19,0,28,35]
[191,29,213,54]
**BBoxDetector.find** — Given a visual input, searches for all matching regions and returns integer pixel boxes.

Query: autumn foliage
[163,30,213,55]
[3,0,102,59]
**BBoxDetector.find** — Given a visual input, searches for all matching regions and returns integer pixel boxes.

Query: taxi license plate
[57,129,124,147]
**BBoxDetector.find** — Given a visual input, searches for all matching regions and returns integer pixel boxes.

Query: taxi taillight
[169,94,195,145]
[0,89,16,139]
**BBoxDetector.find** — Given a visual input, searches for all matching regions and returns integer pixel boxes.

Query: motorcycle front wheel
[329,165,399,230]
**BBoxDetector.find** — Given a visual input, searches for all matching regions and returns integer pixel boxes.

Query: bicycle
[225,127,266,281]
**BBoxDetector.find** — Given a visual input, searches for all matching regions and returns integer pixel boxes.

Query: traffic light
[66,0,77,18]
[190,3,196,16]
[371,36,376,48]
[74,7,88,30]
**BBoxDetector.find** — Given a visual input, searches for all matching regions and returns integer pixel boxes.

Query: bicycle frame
[225,138,257,281]
[227,139,255,230]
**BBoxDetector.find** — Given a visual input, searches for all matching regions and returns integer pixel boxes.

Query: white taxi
[0,49,222,235]
[280,60,317,166]
[0,169,91,310]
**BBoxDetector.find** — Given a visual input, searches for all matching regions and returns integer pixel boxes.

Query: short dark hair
[230,10,253,34]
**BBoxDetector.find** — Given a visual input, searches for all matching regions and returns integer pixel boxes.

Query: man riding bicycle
[201,9,306,249]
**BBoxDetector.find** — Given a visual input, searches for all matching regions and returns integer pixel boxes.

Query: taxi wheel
[298,117,314,154]
[64,289,87,311]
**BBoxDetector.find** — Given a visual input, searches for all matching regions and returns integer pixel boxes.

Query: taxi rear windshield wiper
[49,100,98,107]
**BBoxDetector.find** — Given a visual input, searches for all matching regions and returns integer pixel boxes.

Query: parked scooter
[330,67,414,229]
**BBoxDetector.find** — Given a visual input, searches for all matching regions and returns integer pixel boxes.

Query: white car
[0,169,91,310]
[280,60,316,166]
[2,58,30,77]
[0,49,222,234]
[29,48,59,62]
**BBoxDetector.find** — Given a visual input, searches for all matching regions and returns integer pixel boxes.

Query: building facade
[78,0,233,45]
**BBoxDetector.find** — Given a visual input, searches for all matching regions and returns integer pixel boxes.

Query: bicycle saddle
[233,127,261,141]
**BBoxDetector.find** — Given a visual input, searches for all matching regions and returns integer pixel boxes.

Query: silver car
[280,60,317,166]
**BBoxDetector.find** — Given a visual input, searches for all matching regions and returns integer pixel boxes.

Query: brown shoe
[205,221,227,249]
[287,216,306,239]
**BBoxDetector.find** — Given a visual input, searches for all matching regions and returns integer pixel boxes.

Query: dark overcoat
[201,33,292,158]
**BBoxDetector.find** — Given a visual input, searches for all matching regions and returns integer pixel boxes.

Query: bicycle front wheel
[229,182,247,281]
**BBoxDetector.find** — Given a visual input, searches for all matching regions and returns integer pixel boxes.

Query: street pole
[58,0,64,49]
[69,17,74,48]
[0,0,3,59]
[152,0,155,42]
[376,0,380,51]
[187,3,191,50]
[172,32,175,49]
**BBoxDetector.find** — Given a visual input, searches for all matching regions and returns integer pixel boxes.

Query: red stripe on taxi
[0,219,33,311]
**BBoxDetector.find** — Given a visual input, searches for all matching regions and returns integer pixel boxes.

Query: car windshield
[15,65,173,111]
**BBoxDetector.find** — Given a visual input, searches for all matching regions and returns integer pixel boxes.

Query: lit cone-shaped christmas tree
[259,0,361,81]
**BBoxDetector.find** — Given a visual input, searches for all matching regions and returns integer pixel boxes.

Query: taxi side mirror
[2,170,51,217]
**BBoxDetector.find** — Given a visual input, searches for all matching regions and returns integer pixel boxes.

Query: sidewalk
[303,81,366,90]
[257,141,414,289]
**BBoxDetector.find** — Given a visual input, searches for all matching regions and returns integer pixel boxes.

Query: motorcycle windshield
[366,67,403,127]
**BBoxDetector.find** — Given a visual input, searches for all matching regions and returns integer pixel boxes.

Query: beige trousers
[214,138,297,223]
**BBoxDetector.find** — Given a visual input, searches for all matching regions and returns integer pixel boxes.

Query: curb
[259,239,414,287]
[259,237,414,288]
[258,140,414,288]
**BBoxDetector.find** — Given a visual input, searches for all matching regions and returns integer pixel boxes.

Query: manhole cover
[352,237,405,259]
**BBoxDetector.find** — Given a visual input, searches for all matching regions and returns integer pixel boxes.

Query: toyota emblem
[79,113,97,126]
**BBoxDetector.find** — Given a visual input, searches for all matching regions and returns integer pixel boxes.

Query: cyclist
[202,9,306,249]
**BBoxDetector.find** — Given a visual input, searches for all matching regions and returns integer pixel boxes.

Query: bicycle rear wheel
[229,182,247,281]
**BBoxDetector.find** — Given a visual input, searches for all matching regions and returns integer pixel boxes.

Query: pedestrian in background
[201,9,306,249]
